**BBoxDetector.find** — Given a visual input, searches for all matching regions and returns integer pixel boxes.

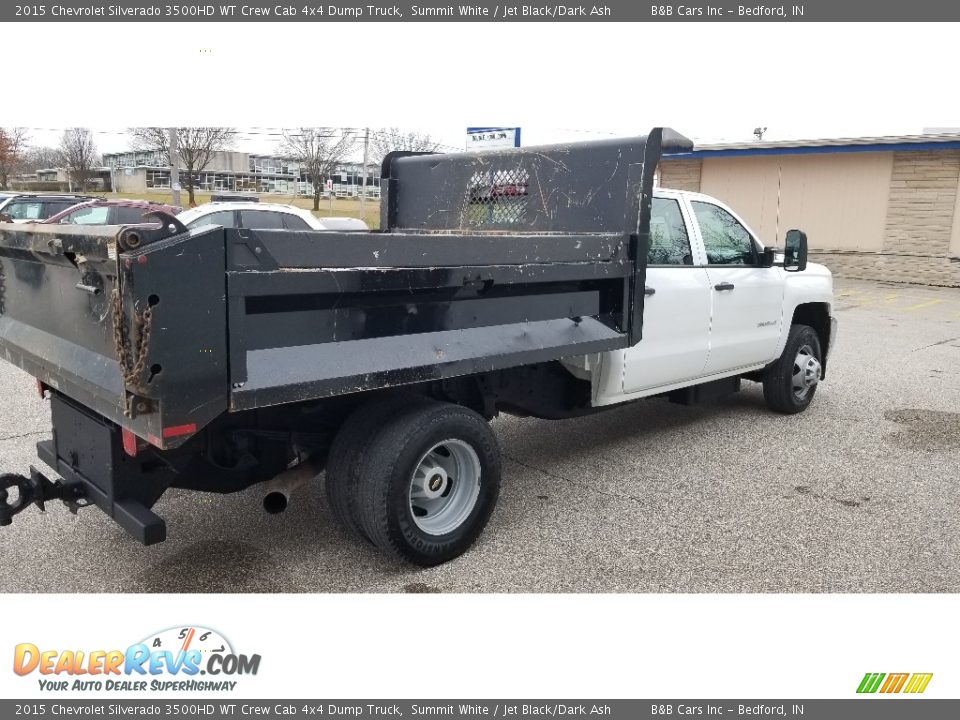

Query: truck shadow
[496,386,769,467]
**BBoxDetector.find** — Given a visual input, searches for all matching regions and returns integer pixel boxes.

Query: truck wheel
[762,324,822,415]
[354,400,501,566]
[325,393,432,542]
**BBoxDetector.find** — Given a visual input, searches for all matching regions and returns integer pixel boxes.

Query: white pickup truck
[585,187,835,415]
[0,129,836,566]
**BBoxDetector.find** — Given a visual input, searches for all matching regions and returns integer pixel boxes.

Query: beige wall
[882,150,960,255]
[697,152,894,252]
[951,180,960,257]
[208,151,252,173]
[659,159,701,192]
[114,169,148,194]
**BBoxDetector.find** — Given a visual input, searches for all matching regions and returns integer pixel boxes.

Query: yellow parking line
[902,299,944,312]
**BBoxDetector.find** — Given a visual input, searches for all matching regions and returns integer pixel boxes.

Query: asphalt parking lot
[1,277,958,593]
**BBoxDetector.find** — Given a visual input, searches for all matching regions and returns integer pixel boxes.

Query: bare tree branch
[280,128,356,211]
[369,128,441,165]
[0,127,29,190]
[128,127,234,205]
[21,146,61,174]
[58,128,99,192]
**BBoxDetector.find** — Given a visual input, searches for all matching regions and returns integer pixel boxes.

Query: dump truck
[0,128,836,565]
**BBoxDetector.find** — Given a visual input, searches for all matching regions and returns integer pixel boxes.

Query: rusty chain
[110,289,153,416]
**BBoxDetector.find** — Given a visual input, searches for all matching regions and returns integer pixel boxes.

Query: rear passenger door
[622,195,712,393]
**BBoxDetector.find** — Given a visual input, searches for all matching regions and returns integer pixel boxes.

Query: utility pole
[359,127,369,223]
[169,127,181,207]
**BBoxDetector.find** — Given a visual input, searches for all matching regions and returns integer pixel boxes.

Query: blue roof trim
[664,141,960,159]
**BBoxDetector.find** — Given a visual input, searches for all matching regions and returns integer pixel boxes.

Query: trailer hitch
[0,468,82,526]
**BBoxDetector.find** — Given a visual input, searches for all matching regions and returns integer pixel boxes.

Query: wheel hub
[791,344,821,400]
[409,439,482,536]
[800,357,821,389]
[424,468,449,498]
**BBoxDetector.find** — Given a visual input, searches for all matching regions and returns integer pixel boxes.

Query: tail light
[121,428,139,457]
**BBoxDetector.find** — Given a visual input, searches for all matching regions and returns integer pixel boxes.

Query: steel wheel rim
[408,439,481,536]
[791,343,821,401]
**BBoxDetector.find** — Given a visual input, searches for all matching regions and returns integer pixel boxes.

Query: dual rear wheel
[325,397,501,566]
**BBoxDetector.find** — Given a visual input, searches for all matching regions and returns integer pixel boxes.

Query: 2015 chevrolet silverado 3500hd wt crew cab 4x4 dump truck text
[0,128,836,565]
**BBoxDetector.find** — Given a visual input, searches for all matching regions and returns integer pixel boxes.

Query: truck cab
[590,188,835,410]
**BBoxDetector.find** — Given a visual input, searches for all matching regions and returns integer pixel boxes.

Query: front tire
[762,324,822,414]
[353,400,501,566]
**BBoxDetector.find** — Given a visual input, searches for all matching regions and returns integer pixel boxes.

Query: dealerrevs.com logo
[13,626,261,692]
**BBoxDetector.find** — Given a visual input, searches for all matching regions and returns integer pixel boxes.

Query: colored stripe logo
[857,672,933,694]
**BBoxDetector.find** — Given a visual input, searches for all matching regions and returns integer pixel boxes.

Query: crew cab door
[687,198,783,374]
[622,195,711,392]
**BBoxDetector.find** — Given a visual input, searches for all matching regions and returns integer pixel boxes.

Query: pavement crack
[504,453,648,507]
[794,485,870,509]
[912,336,960,352]
[0,430,47,442]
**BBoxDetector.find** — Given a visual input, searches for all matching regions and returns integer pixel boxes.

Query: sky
[5,23,958,159]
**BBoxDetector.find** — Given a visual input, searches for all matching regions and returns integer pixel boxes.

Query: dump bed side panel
[225,228,633,410]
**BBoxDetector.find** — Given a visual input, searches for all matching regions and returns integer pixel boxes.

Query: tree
[21,145,62,174]
[369,128,441,164]
[280,128,355,211]
[0,127,29,189]
[58,128,99,191]
[128,127,234,205]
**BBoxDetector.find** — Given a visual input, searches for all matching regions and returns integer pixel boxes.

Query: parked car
[44,199,181,226]
[0,194,99,223]
[176,202,369,232]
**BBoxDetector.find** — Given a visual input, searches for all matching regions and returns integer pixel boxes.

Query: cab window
[648,197,693,265]
[240,210,286,229]
[115,206,151,224]
[45,201,81,217]
[281,213,312,230]
[61,206,111,225]
[3,200,45,220]
[691,201,757,265]
[187,210,237,229]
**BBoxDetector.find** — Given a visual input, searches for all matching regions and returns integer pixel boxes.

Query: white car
[176,202,368,232]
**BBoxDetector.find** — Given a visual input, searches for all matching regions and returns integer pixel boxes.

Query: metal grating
[465,168,530,226]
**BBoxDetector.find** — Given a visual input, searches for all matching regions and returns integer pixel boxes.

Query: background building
[660,133,960,287]
[104,150,381,198]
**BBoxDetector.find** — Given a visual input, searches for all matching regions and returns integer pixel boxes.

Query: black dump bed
[0,128,692,449]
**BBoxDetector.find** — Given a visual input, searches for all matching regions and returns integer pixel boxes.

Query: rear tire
[353,400,501,566]
[762,324,822,414]
[325,393,432,542]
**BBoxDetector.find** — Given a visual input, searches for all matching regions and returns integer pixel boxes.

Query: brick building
[659,134,960,287]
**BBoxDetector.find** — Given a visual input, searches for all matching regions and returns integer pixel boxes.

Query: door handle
[714,282,735,291]
[644,286,656,296]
